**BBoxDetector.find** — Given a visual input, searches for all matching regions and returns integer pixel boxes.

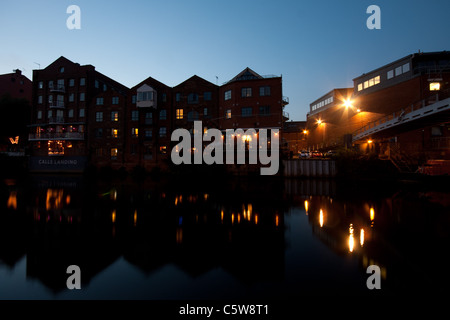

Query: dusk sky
[1,0,449,121]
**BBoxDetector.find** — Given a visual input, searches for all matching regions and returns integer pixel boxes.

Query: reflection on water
[0,176,449,299]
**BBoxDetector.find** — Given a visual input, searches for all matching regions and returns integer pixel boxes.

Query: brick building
[0,69,32,151]
[124,77,173,171]
[28,56,128,172]
[27,58,288,172]
[306,51,450,163]
[219,68,288,132]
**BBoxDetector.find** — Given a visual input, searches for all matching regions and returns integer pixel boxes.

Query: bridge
[352,95,450,142]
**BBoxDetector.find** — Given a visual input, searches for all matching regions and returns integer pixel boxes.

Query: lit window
[159,146,167,154]
[374,75,380,85]
[176,108,184,120]
[429,82,441,91]
[364,81,369,89]
[111,111,119,121]
[369,78,374,87]
[111,148,118,159]
[226,109,231,119]
[131,128,139,137]
[112,129,118,138]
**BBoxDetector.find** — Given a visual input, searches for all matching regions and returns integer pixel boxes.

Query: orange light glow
[319,209,324,227]
[7,191,17,210]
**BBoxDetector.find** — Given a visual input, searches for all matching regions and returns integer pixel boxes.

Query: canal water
[1,174,449,300]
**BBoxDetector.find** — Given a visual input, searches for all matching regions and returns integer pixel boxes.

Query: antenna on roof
[34,62,41,69]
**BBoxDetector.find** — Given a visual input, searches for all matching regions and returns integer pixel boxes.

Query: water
[1,175,449,300]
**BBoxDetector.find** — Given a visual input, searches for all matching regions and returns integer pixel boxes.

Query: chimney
[14,69,22,75]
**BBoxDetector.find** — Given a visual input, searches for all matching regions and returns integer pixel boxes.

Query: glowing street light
[343,99,353,108]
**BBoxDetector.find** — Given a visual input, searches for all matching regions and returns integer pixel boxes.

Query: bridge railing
[353,89,450,139]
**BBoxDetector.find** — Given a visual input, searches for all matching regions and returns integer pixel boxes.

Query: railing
[48,117,65,124]
[49,85,65,93]
[282,96,289,105]
[29,132,85,141]
[353,89,450,140]
[49,101,65,108]
[283,111,290,120]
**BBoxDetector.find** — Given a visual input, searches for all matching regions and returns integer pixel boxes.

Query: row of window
[38,93,86,104]
[99,146,166,160]
[224,106,271,119]
[224,86,271,101]
[175,92,212,103]
[357,75,381,92]
[311,96,334,112]
[38,78,86,90]
[94,127,167,139]
[387,63,410,80]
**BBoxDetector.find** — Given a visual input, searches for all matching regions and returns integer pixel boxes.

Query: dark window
[188,93,199,104]
[204,92,212,101]
[259,105,270,116]
[241,107,253,117]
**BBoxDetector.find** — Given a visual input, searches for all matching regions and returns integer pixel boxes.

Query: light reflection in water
[348,224,354,253]
[319,209,324,227]
[7,191,17,210]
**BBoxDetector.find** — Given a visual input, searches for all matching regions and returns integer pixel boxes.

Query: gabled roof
[228,67,263,83]
[131,76,170,90]
[174,75,217,88]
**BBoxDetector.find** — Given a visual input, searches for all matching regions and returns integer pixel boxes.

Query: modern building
[28,56,128,172]
[306,51,450,167]
[306,88,355,150]
[351,51,450,162]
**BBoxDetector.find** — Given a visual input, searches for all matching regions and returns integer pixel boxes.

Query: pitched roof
[228,67,263,83]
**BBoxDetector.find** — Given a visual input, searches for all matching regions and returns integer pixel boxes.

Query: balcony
[50,85,65,93]
[282,96,289,106]
[48,117,65,124]
[49,101,65,109]
[29,132,85,141]
[283,111,290,121]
